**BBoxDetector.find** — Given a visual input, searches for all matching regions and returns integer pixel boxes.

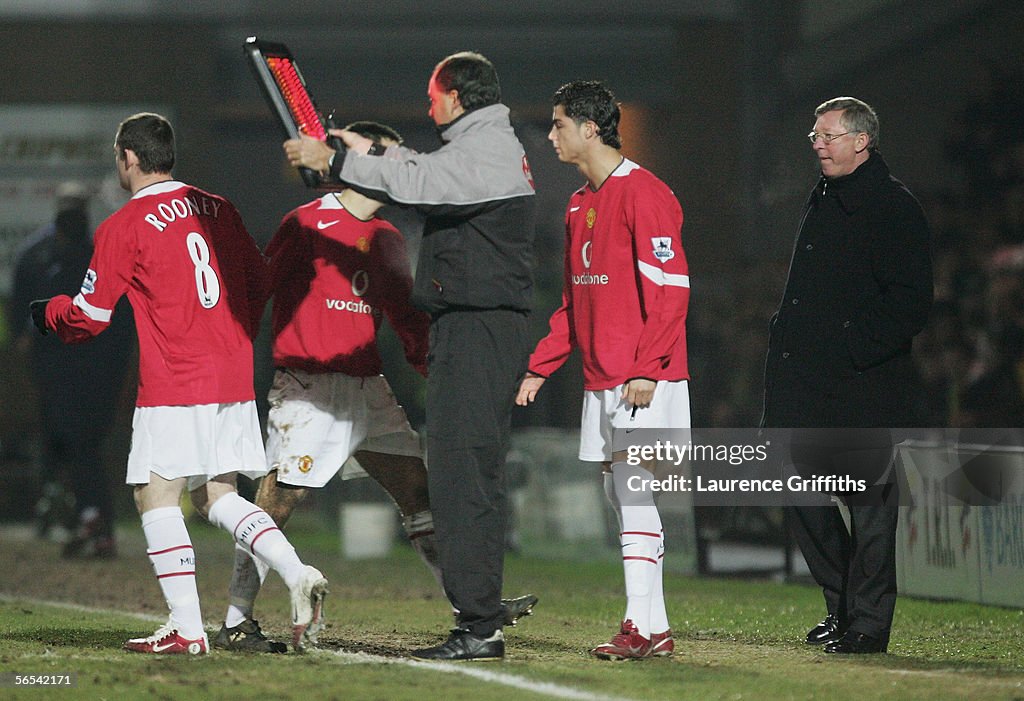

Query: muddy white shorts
[126,400,267,490]
[265,369,423,488]
[578,380,691,462]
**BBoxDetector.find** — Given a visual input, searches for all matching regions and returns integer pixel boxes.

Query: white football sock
[206,491,305,591]
[612,462,663,640]
[142,506,205,640]
[649,532,670,635]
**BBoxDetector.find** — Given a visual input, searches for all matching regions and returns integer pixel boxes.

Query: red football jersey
[266,194,428,377]
[529,159,690,390]
[46,181,267,406]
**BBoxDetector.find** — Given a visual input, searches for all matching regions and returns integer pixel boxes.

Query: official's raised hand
[283,135,334,172]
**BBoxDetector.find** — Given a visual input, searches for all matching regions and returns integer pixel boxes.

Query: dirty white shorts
[265,369,423,488]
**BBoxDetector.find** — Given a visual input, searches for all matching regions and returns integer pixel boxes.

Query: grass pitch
[0,515,1021,701]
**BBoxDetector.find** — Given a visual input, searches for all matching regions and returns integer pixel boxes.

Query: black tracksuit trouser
[425,309,529,637]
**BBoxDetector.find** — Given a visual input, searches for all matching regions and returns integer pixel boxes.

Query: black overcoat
[763,152,933,428]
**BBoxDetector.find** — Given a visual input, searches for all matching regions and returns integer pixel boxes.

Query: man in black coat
[763,97,932,654]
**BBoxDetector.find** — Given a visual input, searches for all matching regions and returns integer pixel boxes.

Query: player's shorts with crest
[579,380,691,462]
[265,369,423,488]
[127,400,268,490]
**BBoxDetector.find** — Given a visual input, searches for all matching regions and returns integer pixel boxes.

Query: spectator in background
[9,182,133,557]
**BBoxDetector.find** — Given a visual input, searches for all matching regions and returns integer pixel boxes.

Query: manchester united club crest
[356,236,369,253]
[298,455,314,473]
[586,208,597,229]
[651,237,675,262]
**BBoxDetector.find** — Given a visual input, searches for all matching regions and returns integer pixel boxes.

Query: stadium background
[1,1,1023,587]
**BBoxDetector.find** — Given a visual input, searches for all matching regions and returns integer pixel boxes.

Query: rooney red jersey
[266,194,429,377]
[46,181,267,407]
[529,158,690,390]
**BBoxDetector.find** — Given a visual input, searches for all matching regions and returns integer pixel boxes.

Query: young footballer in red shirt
[517,81,690,660]
[216,122,443,651]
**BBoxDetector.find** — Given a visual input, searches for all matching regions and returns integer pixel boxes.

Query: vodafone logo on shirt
[572,242,609,286]
[325,270,374,314]
[326,298,373,314]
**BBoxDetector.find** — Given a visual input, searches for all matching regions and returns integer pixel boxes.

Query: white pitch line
[883,668,1024,688]
[0,595,638,701]
[325,648,640,701]
[0,594,165,623]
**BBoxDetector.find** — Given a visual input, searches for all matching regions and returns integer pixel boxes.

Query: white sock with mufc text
[206,492,305,591]
[611,462,664,640]
[141,506,205,640]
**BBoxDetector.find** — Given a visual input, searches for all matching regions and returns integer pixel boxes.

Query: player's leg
[580,390,650,659]
[606,458,661,654]
[353,449,444,588]
[217,469,308,652]
[197,399,327,651]
[352,450,430,516]
[196,472,326,652]
[630,381,689,657]
[218,369,326,650]
[123,473,208,655]
[354,377,447,592]
[590,382,688,659]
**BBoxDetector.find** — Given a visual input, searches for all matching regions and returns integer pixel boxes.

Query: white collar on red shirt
[319,193,346,210]
[131,180,185,199]
[610,158,640,178]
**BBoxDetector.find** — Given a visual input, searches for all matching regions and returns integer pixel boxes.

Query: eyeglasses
[807,131,855,144]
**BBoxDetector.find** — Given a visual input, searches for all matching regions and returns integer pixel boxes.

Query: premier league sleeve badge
[651,237,675,262]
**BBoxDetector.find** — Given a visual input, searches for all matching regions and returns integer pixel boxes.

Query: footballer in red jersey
[218,122,451,653]
[34,113,326,655]
[517,82,690,660]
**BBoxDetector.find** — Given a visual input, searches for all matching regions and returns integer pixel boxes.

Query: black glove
[29,298,51,336]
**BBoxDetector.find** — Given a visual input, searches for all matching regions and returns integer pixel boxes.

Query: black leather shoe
[411,628,504,660]
[805,614,842,645]
[824,631,887,654]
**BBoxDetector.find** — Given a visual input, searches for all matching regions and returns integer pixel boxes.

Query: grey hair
[815,96,879,150]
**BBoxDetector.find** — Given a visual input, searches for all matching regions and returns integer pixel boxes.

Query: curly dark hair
[552,80,621,149]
